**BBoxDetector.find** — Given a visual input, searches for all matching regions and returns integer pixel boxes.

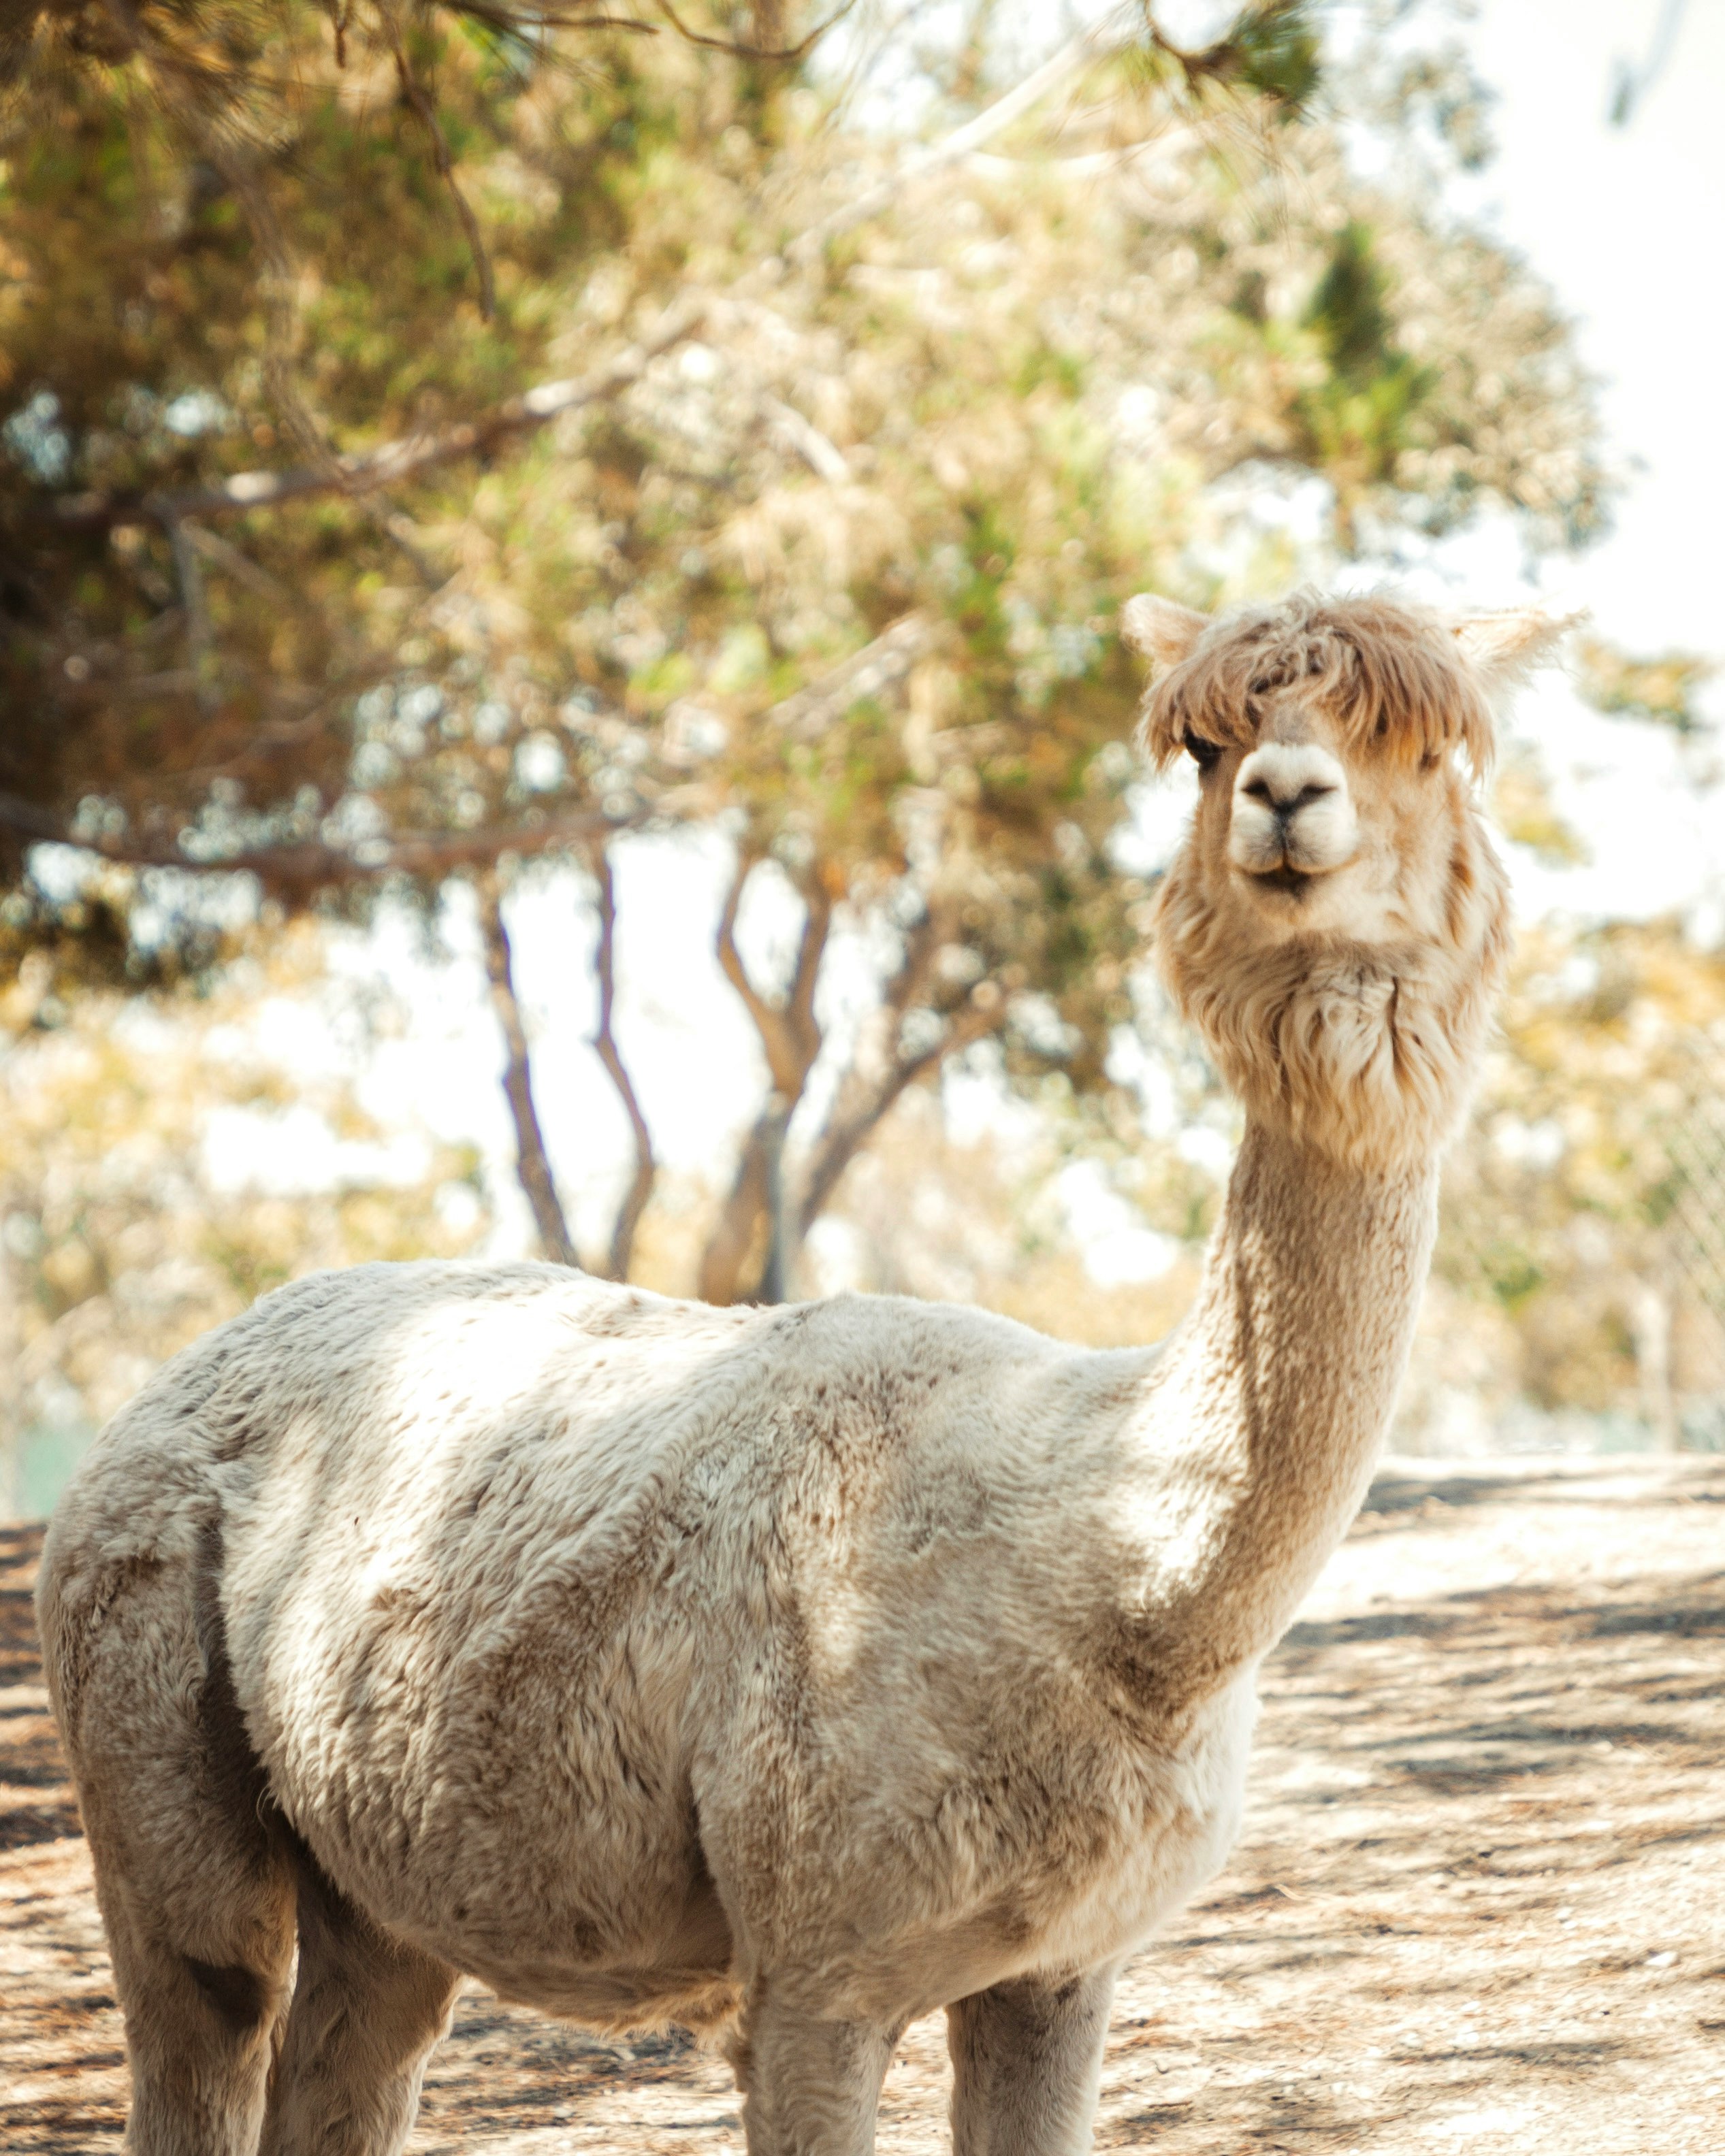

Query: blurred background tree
[14,0,1718,1507]
[0,915,486,1514]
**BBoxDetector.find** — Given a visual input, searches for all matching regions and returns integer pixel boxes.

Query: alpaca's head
[1125,588,1568,1169]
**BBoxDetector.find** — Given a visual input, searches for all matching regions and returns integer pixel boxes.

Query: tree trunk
[477,875,580,1268]
[588,844,656,1282]
[698,855,831,1305]
[698,1105,781,1305]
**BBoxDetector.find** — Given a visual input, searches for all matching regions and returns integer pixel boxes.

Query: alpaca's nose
[1234,742,1344,819]
[1229,741,1357,879]
[1244,774,1334,826]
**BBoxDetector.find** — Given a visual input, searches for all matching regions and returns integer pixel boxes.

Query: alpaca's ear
[1453,608,1578,689]
[1121,594,1208,670]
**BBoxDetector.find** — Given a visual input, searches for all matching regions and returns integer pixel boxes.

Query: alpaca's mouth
[1246,864,1315,896]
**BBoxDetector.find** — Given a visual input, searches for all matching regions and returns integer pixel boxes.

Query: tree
[1406,642,1725,1451]
[1,2,1609,1303]
[0,917,487,1514]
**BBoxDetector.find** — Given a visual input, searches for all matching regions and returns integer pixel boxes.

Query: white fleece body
[46,1260,1253,2036]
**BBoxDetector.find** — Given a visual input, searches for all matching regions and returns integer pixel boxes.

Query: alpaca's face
[1177,691,1466,953]
[1121,589,1568,966]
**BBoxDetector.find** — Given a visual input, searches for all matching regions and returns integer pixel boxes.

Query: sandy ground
[3,1454,1722,2153]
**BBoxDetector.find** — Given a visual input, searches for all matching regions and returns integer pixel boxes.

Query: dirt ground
[3,1454,1722,2153]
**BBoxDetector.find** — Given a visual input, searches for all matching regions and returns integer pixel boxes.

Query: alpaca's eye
[1183,730,1223,772]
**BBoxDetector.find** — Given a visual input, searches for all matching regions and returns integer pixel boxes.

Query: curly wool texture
[1155,807,1511,1168]
[1135,589,1502,774]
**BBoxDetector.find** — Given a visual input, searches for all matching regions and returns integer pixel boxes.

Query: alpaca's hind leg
[259,1854,459,2156]
[946,1965,1118,2156]
[86,1863,294,2156]
[728,1987,896,2156]
[57,1560,296,2155]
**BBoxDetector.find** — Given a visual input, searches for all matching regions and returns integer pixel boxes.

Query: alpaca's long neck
[1118,1120,1438,1720]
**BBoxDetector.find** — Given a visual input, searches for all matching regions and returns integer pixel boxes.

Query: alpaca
[37,587,1562,2156]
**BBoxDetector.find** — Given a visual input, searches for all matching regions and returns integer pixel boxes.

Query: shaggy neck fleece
[1152,777,1511,1171]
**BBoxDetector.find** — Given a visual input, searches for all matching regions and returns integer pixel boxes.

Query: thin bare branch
[795,996,1002,1233]
[589,843,656,1281]
[477,874,581,1266]
[387,22,497,321]
[760,394,850,483]
[784,1,1138,267]
[48,299,709,536]
[164,514,216,715]
[652,0,859,63]
[713,851,773,1030]
[713,855,831,1092]
[201,141,344,483]
[763,612,941,741]
[0,787,627,898]
[181,521,296,608]
[783,877,832,1060]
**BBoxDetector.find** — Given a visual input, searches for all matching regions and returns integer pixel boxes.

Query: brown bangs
[1137,591,1497,777]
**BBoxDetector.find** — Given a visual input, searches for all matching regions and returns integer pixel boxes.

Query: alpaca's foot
[947,1964,1118,2156]
[258,1852,458,2156]
[727,1985,897,2156]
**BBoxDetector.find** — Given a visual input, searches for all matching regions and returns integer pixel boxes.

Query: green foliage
[0,3,1618,1306]
[1228,0,1323,118]
[1577,637,1715,734]
[1304,220,1396,382]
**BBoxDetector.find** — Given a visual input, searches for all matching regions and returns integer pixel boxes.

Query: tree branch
[477,873,581,1266]
[387,20,496,321]
[784,1,1138,268]
[164,512,216,715]
[39,2,1178,548]
[181,519,297,608]
[39,1,1174,547]
[795,994,1003,1234]
[588,842,656,1281]
[763,612,941,741]
[652,0,859,61]
[46,299,709,536]
[0,787,626,899]
[712,853,830,1094]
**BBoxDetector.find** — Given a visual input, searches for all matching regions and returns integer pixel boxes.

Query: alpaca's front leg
[946,1965,1118,2156]
[729,1987,897,2156]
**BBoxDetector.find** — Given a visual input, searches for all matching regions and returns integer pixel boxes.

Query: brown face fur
[1169,688,1479,958]
[1123,589,1568,1169]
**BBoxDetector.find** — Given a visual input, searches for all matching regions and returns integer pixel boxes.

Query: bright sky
[1457,0,1725,653]
[225,1,1725,1267]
